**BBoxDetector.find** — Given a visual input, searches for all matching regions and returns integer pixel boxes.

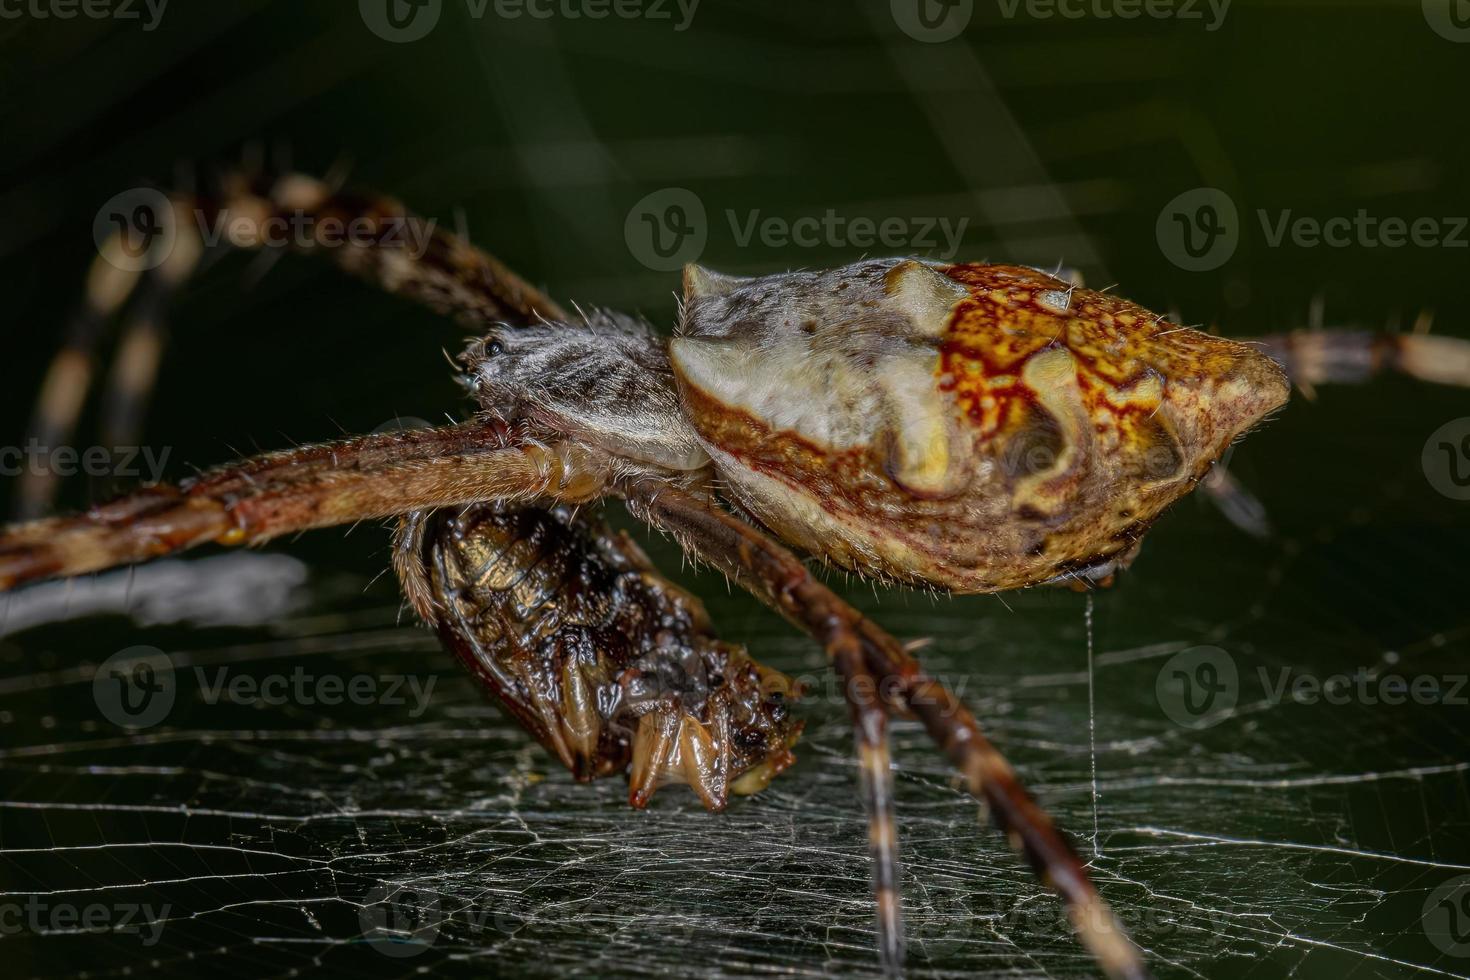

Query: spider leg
[0,422,612,591]
[830,630,905,975]
[1199,461,1272,539]
[1200,327,1470,536]
[15,198,207,520]
[17,167,567,519]
[624,480,1149,980]
[205,169,569,327]
[1247,328,1470,393]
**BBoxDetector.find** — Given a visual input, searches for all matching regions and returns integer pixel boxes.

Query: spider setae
[4,167,1468,979]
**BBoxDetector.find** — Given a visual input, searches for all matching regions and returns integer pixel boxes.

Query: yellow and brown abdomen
[673,259,1289,592]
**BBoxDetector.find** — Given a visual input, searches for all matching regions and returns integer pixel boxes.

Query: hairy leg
[17,167,568,519]
[623,480,1148,980]
[0,421,611,591]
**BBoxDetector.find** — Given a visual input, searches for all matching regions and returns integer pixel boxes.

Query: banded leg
[1204,326,1470,534]
[1249,327,1470,395]
[623,481,1149,980]
[831,630,905,974]
[15,207,208,519]
[0,421,611,591]
[17,167,568,519]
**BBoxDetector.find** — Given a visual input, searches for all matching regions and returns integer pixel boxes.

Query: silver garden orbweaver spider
[5,166,1469,979]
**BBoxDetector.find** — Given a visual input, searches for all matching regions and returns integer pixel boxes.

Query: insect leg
[0,422,612,591]
[623,480,1149,980]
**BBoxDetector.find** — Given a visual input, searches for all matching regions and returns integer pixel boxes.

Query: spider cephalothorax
[8,167,1461,980]
[672,258,1290,592]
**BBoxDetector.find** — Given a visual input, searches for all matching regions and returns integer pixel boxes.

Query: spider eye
[484,339,505,356]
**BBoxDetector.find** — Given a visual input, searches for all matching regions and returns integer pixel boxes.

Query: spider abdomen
[672,259,1290,592]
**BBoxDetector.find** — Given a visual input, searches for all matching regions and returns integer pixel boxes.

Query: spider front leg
[624,480,1149,980]
[0,421,611,591]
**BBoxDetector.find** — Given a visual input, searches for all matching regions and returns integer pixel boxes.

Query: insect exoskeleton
[409,503,802,811]
[671,258,1291,593]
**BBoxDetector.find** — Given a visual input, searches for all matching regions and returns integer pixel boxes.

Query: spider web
[1,3,1469,979]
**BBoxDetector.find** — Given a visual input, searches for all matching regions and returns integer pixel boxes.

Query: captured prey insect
[398,502,803,810]
[5,166,1470,979]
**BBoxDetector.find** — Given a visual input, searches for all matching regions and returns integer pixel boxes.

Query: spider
[4,165,1468,979]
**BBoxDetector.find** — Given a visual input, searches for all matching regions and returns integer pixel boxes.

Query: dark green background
[1,2,1468,978]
